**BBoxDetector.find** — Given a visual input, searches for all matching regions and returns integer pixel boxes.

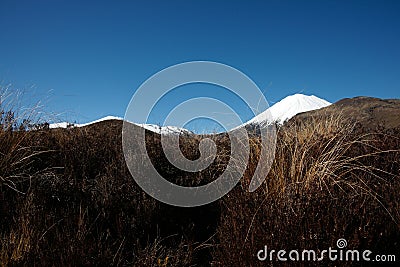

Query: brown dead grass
[1,96,399,266]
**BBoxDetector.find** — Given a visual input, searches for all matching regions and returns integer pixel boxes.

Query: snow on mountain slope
[77,116,123,127]
[49,116,122,129]
[134,123,192,135]
[245,94,331,126]
[49,116,191,135]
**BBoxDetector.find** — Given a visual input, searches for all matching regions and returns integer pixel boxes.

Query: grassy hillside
[0,98,399,266]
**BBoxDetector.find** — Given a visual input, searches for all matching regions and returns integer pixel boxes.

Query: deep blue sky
[0,0,399,127]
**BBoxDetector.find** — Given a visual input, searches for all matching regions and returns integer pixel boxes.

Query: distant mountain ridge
[49,116,191,135]
[49,94,333,134]
[49,95,400,133]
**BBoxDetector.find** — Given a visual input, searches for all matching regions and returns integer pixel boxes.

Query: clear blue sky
[0,0,399,127]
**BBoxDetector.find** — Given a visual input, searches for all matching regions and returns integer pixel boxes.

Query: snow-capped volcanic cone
[244,94,331,126]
